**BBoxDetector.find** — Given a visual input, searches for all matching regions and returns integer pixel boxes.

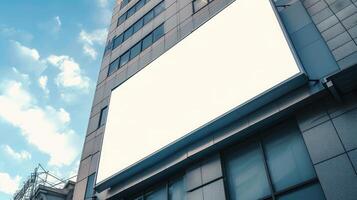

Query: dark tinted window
[130,42,142,59]
[120,51,130,67]
[84,174,95,200]
[143,10,154,24]
[154,1,165,16]
[98,106,109,128]
[118,14,127,25]
[225,121,324,200]
[121,0,129,9]
[142,33,153,50]
[136,0,145,10]
[108,58,119,76]
[168,178,185,200]
[263,124,316,191]
[113,34,123,49]
[124,27,134,41]
[153,25,164,42]
[133,18,144,33]
[127,6,136,18]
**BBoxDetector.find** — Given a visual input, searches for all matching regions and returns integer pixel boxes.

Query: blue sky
[0,0,114,198]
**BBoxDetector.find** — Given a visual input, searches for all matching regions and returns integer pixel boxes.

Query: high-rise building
[73,0,357,199]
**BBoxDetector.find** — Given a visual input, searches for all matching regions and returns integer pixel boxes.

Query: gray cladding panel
[315,154,357,200]
[302,121,345,164]
[332,108,357,150]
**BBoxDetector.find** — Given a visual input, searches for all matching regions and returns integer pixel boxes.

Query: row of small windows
[118,0,152,26]
[113,1,165,50]
[108,24,165,76]
[192,0,213,13]
[129,121,325,200]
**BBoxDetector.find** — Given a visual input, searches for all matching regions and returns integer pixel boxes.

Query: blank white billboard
[97,0,300,183]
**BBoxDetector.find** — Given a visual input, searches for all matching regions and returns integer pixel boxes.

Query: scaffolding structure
[13,164,76,200]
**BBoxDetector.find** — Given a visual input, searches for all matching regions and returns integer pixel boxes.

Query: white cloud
[0,172,21,195]
[79,29,107,59]
[58,108,70,124]
[0,81,79,166]
[12,67,30,83]
[38,75,50,95]
[79,29,107,45]
[47,55,90,90]
[11,41,46,74]
[13,41,40,61]
[2,145,31,161]
[83,44,97,59]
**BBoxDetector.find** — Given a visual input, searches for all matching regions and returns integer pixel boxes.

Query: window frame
[192,0,213,13]
[120,50,131,67]
[130,41,142,60]
[84,173,96,200]
[98,106,109,128]
[128,174,185,200]
[221,120,323,200]
[107,58,120,76]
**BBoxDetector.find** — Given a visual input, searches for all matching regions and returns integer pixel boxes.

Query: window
[143,10,154,24]
[153,24,164,42]
[136,0,145,10]
[103,40,112,56]
[142,33,153,50]
[98,106,108,128]
[168,177,186,200]
[130,42,142,59]
[224,121,325,200]
[193,0,209,12]
[132,177,185,200]
[225,143,271,200]
[133,18,144,33]
[263,123,316,191]
[84,173,95,200]
[118,14,127,26]
[124,27,134,41]
[145,186,166,200]
[113,34,123,49]
[154,1,165,16]
[120,51,130,67]
[120,0,130,9]
[108,58,119,76]
[127,6,136,18]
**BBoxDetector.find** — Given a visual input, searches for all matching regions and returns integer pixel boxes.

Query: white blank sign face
[97,0,300,183]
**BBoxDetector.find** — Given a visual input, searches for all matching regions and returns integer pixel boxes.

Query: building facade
[33,181,75,200]
[73,0,357,199]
